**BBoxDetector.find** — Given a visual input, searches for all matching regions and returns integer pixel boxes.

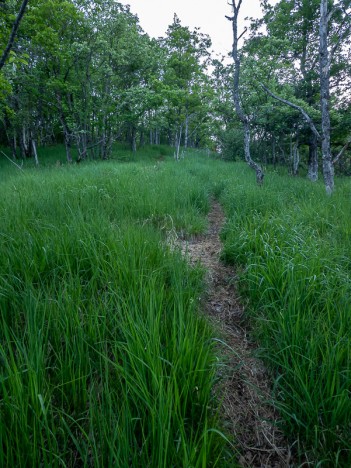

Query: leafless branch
[238,27,248,41]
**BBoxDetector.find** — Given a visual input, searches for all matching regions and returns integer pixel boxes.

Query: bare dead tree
[0,0,29,71]
[226,0,264,185]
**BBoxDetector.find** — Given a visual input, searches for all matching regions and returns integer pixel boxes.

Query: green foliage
[0,73,11,118]
[161,15,213,151]
[0,0,216,156]
[218,127,244,161]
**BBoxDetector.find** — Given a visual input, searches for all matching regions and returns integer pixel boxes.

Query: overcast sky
[120,0,267,57]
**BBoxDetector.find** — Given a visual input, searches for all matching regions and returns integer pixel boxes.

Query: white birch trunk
[32,140,39,166]
[174,126,182,161]
[184,114,189,149]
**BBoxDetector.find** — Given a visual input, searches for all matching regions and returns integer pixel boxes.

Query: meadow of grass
[1,146,351,466]
[219,172,351,465]
[0,151,233,466]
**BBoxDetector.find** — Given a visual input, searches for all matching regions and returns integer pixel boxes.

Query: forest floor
[178,201,293,467]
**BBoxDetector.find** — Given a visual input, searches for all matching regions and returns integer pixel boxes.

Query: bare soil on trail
[179,201,293,467]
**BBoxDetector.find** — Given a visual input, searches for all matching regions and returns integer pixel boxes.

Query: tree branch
[330,21,351,62]
[0,0,29,71]
[260,83,321,141]
[332,137,351,165]
[238,27,248,41]
[0,150,23,170]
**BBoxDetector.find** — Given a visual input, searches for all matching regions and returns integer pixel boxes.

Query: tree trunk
[8,135,17,160]
[21,126,31,158]
[140,129,145,147]
[272,137,276,167]
[57,95,73,163]
[0,0,29,71]
[101,138,109,160]
[64,133,72,163]
[12,135,17,159]
[174,126,182,161]
[292,141,299,176]
[131,127,137,153]
[80,126,88,161]
[184,114,189,149]
[320,0,334,194]
[228,1,264,185]
[243,121,264,183]
[308,133,319,181]
[32,139,39,167]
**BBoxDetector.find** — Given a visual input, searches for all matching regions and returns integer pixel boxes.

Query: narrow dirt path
[180,201,292,467]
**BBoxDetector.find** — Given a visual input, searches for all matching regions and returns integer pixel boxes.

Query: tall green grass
[2,148,351,465]
[0,157,232,466]
[220,172,351,465]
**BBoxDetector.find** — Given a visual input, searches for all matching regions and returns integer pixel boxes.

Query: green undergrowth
[220,174,351,465]
[0,156,234,466]
[0,142,175,171]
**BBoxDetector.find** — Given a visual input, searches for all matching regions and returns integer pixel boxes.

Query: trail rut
[179,201,293,468]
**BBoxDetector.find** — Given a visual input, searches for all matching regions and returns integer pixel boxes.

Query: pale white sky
[120,0,267,57]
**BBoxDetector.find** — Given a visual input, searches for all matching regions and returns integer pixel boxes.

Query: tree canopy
[0,0,350,189]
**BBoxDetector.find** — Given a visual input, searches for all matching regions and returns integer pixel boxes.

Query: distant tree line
[0,0,213,162]
[1,0,351,186]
